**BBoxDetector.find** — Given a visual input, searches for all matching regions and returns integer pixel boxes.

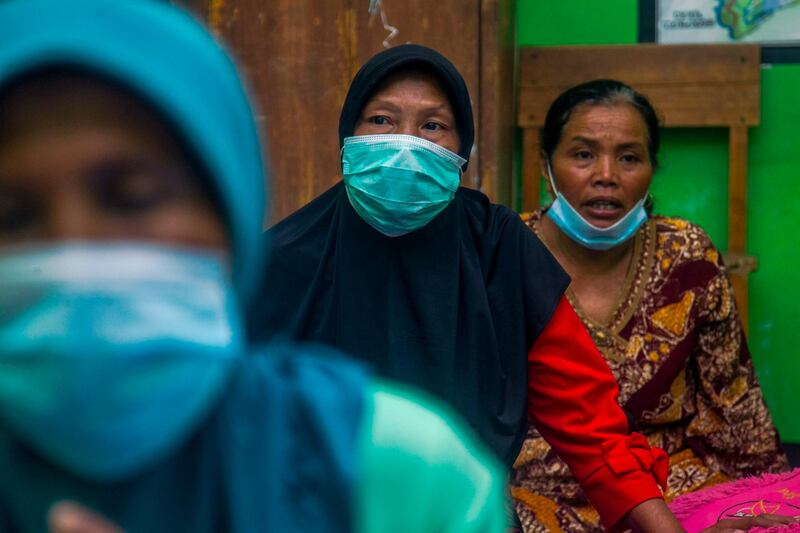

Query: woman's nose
[592,156,619,186]
[397,121,417,137]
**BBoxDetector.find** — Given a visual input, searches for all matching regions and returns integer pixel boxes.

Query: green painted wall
[517,0,800,441]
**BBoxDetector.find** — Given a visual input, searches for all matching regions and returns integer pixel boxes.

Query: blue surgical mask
[341,134,466,237]
[0,243,243,482]
[545,161,648,250]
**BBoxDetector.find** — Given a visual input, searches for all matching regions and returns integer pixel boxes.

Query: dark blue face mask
[0,243,243,482]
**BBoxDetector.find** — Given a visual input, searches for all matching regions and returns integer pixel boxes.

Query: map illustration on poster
[640,0,800,62]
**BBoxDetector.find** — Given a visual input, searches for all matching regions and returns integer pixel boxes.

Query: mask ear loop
[545,159,561,198]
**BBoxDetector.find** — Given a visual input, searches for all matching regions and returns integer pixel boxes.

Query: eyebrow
[363,98,452,115]
[362,99,402,114]
[568,135,646,150]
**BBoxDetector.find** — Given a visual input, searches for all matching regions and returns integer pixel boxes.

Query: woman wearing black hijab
[251,45,685,532]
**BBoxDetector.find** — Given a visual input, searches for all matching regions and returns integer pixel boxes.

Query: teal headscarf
[0,4,367,531]
[0,0,267,304]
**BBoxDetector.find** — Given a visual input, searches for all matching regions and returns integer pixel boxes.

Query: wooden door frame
[479,0,517,206]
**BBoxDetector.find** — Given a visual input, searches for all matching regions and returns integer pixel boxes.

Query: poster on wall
[639,0,800,62]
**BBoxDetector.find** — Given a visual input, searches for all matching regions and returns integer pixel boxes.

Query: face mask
[545,161,648,250]
[0,243,243,482]
[341,134,466,237]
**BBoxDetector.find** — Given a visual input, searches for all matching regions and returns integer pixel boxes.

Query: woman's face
[545,102,653,229]
[0,75,228,250]
[353,70,460,154]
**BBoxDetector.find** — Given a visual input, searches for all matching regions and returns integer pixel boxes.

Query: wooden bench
[517,43,761,331]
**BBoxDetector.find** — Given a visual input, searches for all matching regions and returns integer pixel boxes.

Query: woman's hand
[624,498,800,532]
[48,501,123,533]
[626,498,686,532]
[699,514,800,532]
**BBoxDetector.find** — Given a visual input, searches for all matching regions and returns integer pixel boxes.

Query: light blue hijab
[0,0,267,303]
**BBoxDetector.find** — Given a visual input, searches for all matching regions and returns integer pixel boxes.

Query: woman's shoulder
[458,186,509,214]
[651,215,710,237]
[519,208,544,230]
[244,340,370,383]
[457,187,531,234]
[650,215,721,261]
[645,216,731,293]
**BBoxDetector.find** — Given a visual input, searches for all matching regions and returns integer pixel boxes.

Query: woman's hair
[541,79,661,170]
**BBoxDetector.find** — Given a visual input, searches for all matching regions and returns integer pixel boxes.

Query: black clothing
[250,184,568,465]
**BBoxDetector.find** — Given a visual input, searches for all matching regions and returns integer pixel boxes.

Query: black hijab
[250,45,569,466]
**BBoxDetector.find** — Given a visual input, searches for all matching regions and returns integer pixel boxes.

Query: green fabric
[356,380,506,533]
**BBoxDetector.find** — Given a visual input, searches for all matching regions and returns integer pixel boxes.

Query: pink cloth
[669,469,800,533]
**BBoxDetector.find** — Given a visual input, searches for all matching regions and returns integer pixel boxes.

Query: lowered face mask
[545,161,648,250]
[0,243,243,482]
[341,134,466,237]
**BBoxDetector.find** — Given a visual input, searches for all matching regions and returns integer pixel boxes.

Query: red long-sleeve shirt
[527,296,668,532]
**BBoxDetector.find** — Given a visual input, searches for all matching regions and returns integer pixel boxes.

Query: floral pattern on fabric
[511,212,789,533]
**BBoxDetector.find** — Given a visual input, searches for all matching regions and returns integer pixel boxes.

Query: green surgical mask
[341,134,465,237]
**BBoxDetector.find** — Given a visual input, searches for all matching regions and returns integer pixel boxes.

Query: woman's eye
[422,122,441,131]
[620,154,641,164]
[369,116,390,126]
[91,160,181,214]
[575,150,593,160]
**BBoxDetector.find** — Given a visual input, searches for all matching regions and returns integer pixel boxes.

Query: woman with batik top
[511,79,789,533]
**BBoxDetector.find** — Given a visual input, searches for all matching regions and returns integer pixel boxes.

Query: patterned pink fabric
[669,469,800,533]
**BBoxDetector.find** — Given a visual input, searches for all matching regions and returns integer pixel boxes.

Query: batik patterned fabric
[511,211,789,533]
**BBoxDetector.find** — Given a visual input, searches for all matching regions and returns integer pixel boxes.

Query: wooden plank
[519,82,760,128]
[731,273,749,336]
[521,128,541,213]
[728,124,749,333]
[479,0,516,205]
[353,0,483,190]
[210,0,355,223]
[519,44,760,87]
[728,125,748,253]
[517,44,760,129]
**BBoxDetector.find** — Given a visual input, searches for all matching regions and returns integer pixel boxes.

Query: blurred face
[0,74,228,250]
[353,70,460,154]
[544,102,653,228]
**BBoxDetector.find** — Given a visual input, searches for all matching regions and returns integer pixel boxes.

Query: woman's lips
[581,199,624,221]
